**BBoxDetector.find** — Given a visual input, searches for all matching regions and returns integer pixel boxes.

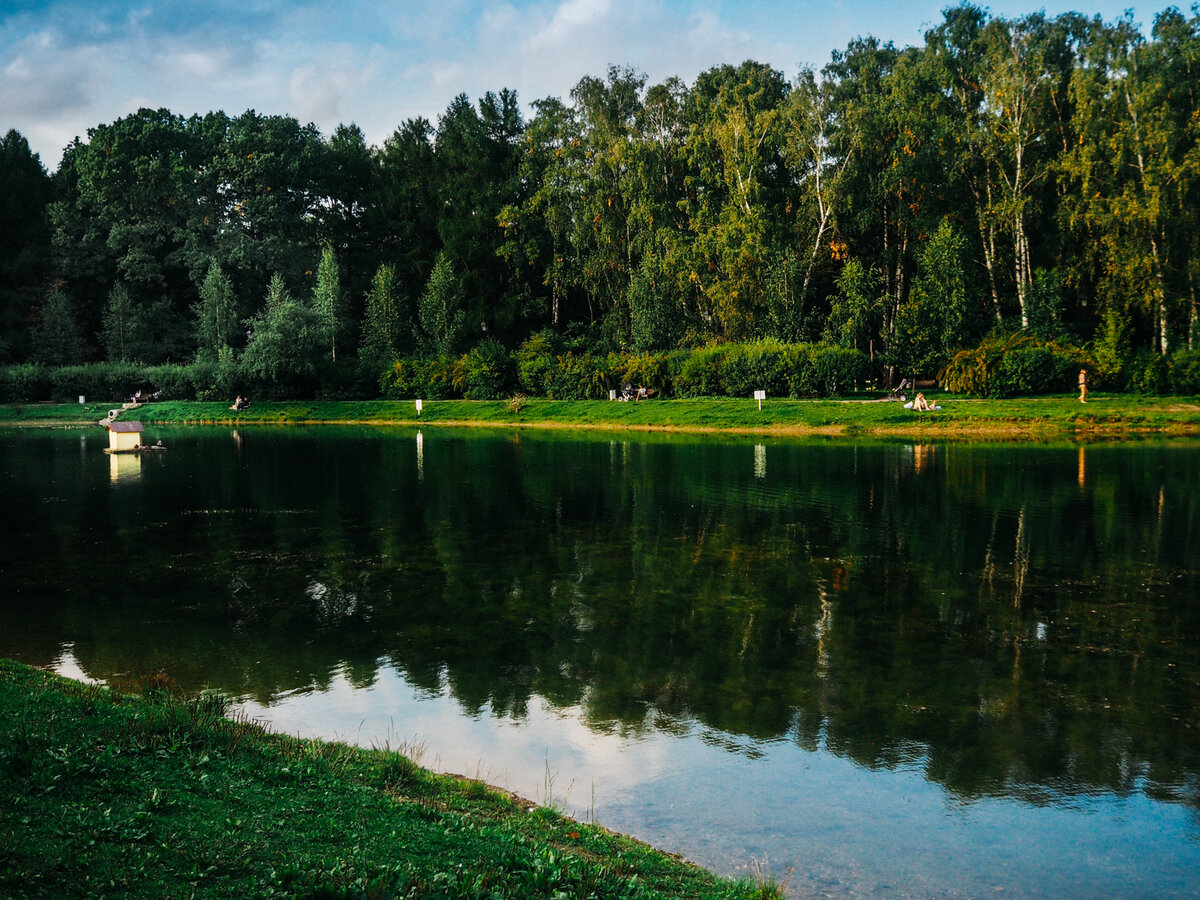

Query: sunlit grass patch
[0,658,779,899]
[6,394,1197,437]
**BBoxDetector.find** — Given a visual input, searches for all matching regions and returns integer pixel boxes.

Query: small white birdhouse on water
[103,420,144,452]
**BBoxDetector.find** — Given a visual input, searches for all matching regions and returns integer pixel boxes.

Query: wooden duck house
[104,420,144,453]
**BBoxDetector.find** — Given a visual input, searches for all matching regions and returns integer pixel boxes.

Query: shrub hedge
[943,332,1200,398]
[942,333,1091,398]
[17,338,1198,405]
[3,342,870,404]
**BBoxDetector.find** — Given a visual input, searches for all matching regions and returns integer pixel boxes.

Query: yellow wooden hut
[104,420,144,453]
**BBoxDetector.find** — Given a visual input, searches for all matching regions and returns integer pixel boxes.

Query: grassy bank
[0,659,775,899]
[3,394,1200,437]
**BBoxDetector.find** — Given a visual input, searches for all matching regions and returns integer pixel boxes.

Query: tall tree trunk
[1189,263,1197,350]
[882,207,894,339]
[1012,142,1031,328]
[1125,81,1169,354]
[1151,232,1168,354]
[971,182,1002,322]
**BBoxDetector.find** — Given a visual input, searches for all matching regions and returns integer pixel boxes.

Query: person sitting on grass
[906,392,942,411]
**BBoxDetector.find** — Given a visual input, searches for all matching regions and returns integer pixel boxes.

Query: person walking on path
[1079,369,1089,403]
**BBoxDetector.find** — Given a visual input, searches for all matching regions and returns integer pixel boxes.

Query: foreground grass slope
[4,394,1200,435]
[0,659,775,899]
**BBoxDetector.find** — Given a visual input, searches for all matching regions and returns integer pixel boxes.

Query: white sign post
[415,398,423,416]
[753,389,766,411]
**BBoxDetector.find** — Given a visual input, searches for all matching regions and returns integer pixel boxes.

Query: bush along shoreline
[0,658,781,899]
[4,336,1200,409]
[0,339,872,405]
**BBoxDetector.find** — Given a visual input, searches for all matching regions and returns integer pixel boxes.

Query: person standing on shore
[1079,369,1089,403]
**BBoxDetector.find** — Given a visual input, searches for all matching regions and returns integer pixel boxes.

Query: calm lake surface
[2,424,1199,897]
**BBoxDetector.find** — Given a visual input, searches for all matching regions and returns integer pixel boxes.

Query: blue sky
[1,1,1154,169]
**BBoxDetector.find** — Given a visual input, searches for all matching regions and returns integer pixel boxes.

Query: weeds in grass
[749,854,792,899]
[374,751,427,791]
[541,752,576,814]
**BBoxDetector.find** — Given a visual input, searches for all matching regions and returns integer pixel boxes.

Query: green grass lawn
[4,394,1199,436]
[0,659,777,899]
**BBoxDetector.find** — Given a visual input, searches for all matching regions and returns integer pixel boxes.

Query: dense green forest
[2,4,1199,399]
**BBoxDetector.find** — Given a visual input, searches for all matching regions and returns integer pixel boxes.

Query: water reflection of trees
[2,429,1198,808]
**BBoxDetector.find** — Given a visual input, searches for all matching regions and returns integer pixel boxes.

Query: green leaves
[893,219,974,374]
[418,253,467,358]
[359,262,408,370]
[193,260,239,359]
[242,273,327,393]
[9,7,1199,385]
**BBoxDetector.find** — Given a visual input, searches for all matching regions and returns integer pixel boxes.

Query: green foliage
[313,244,342,362]
[2,659,760,900]
[992,346,1079,397]
[40,362,136,401]
[360,263,409,373]
[0,358,312,403]
[193,259,239,359]
[103,284,191,365]
[139,364,197,400]
[1123,350,1170,395]
[544,352,613,400]
[0,363,48,401]
[674,341,868,398]
[781,344,870,398]
[101,282,137,362]
[1091,306,1132,387]
[381,355,458,400]
[942,332,1089,397]
[809,345,871,396]
[1167,348,1200,394]
[454,339,517,400]
[613,351,678,398]
[764,249,808,343]
[674,345,726,397]
[8,6,1200,385]
[242,273,326,396]
[825,259,881,351]
[629,252,687,352]
[31,289,82,366]
[516,330,563,397]
[0,130,53,364]
[892,219,974,375]
[189,353,242,401]
[1026,268,1068,338]
[720,341,791,397]
[418,252,467,357]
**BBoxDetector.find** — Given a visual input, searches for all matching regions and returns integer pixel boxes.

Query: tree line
[1,3,1198,397]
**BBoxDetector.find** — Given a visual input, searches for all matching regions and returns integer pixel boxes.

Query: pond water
[2,425,1199,898]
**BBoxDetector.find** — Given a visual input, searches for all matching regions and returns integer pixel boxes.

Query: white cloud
[526,0,615,50]
[0,0,1150,170]
[1,30,91,115]
[174,50,227,81]
[287,46,379,127]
